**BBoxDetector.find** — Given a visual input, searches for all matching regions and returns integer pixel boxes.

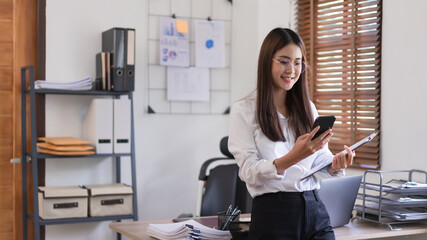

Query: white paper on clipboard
[300,132,378,181]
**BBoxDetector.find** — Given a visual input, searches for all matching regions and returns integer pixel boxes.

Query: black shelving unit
[20,65,138,240]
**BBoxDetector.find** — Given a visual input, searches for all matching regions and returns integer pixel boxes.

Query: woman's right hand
[289,126,332,162]
[273,126,332,173]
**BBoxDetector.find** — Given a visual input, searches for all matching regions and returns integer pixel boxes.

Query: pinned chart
[167,67,210,102]
[195,20,226,68]
[159,17,190,67]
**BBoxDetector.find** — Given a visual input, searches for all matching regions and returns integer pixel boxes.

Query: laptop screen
[317,175,362,228]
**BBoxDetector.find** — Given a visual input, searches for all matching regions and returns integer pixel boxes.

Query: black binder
[102,27,135,92]
[125,28,135,91]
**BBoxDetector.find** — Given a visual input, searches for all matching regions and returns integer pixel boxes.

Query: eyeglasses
[272,58,306,73]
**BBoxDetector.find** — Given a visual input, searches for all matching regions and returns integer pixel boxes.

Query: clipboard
[300,132,378,180]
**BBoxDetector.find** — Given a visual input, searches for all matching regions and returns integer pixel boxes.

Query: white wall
[230,0,259,101]
[44,0,427,239]
[380,0,427,172]
[231,0,292,102]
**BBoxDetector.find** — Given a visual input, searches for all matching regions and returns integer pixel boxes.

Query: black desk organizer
[218,212,249,240]
[20,66,138,240]
[355,169,427,230]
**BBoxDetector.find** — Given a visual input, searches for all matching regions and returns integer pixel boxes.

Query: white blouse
[228,92,344,198]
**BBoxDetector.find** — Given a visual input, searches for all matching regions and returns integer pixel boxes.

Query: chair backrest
[199,137,252,216]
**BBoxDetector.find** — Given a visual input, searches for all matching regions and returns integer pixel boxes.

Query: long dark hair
[257,28,313,142]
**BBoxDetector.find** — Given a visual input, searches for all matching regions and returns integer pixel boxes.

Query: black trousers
[248,190,335,240]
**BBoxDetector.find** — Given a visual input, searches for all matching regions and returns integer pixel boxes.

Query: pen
[221,209,241,230]
[225,205,233,216]
[230,206,239,216]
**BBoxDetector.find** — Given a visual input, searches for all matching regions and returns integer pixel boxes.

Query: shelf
[21,66,138,240]
[27,152,131,159]
[38,215,134,226]
[25,89,132,96]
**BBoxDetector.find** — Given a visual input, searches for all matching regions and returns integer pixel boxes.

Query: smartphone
[311,115,336,140]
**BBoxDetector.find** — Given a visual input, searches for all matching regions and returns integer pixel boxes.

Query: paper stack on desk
[147,219,231,240]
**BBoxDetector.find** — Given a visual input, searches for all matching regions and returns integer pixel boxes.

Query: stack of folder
[95,27,135,92]
[147,219,232,240]
[37,137,95,156]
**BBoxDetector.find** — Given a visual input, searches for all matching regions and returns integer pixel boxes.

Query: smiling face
[271,43,303,95]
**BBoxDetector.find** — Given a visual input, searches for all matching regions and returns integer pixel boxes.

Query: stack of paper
[147,219,232,240]
[355,203,427,221]
[37,137,95,156]
[357,194,427,207]
[364,180,427,196]
[34,77,93,90]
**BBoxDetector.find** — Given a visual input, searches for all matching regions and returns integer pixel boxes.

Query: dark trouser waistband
[255,190,318,201]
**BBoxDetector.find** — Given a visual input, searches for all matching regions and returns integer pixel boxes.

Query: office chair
[195,136,252,217]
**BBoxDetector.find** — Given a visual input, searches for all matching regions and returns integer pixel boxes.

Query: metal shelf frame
[356,169,427,230]
[20,66,138,240]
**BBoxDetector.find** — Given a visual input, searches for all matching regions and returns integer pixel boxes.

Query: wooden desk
[110,217,427,240]
[333,220,427,240]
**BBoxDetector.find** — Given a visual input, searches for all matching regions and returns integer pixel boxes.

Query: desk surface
[110,216,427,240]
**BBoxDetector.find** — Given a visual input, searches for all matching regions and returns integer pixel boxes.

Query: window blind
[295,0,382,169]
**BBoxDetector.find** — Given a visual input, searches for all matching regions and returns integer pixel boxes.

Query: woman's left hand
[328,145,355,174]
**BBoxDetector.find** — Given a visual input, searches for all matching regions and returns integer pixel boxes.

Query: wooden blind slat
[316,102,379,108]
[358,1,381,8]
[356,11,381,20]
[358,18,381,26]
[317,12,353,22]
[318,17,354,27]
[314,93,379,100]
[315,69,379,76]
[315,73,379,80]
[331,126,380,133]
[314,82,380,89]
[356,6,380,14]
[316,105,379,111]
[314,77,380,84]
[314,89,379,96]
[317,0,353,10]
[315,57,380,66]
[317,27,354,36]
[316,49,380,58]
[318,6,354,16]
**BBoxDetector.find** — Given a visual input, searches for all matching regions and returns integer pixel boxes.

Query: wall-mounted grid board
[147,0,232,114]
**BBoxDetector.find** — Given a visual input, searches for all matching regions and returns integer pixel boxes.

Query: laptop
[317,175,362,228]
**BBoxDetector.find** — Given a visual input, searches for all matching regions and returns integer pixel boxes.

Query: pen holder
[218,211,240,231]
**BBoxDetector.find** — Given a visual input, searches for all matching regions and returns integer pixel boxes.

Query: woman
[228,28,355,240]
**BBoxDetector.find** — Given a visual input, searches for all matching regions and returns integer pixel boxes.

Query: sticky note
[176,20,189,33]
